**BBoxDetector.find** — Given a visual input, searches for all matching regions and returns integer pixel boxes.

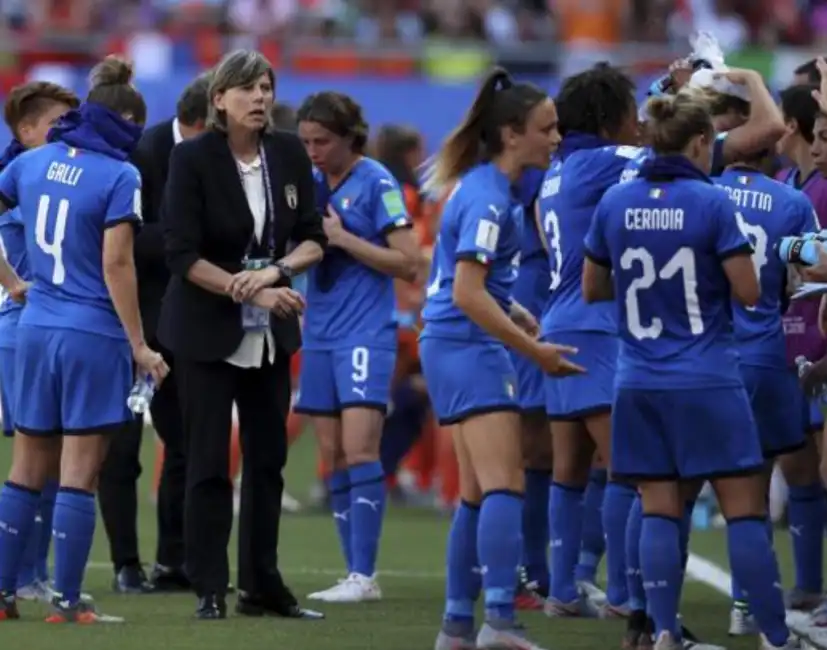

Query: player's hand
[714,67,758,86]
[800,355,827,397]
[254,287,305,317]
[812,57,827,112]
[510,303,539,338]
[668,57,693,91]
[8,280,29,304]
[323,206,345,246]
[133,343,169,386]
[533,341,585,377]
[228,266,280,303]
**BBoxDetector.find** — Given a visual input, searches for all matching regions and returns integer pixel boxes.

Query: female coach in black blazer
[158,49,326,620]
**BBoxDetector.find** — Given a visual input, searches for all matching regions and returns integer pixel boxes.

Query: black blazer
[132,119,175,342]
[157,129,326,362]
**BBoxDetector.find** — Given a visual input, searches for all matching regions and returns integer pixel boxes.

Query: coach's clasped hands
[228,265,282,303]
[133,343,169,386]
[252,287,305,318]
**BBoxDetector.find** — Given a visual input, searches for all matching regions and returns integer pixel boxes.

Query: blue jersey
[539,140,642,335]
[513,168,548,316]
[715,169,816,368]
[304,157,412,350]
[584,170,752,389]
[422,162,523,342]
[711,132,728,177]
[0,208,29,347]
[0,142,142,340]
[619,147,653,184]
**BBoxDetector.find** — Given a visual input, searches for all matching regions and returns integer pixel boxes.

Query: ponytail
[422,67,516,194]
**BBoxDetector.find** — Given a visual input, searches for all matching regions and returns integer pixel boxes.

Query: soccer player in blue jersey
[771,83,827,618]
[420,67,582,650]
[698,68,786,176]
[716,153,820,635]
[0,56,168,624]
[583,92,798,650]
[510,168,554,610]
[295,91,422,603]
[538,63,641,619]
[0,82,78,604]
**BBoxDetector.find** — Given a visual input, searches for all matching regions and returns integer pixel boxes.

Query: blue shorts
[807,398,824,432]
[0,347,13,437]
[14,326,133,436]
[510,349,544,413]
[544,331,617,420]
[420,337,518,425]
[294,345,395,415]
[611,386,764,480]
[740,365,806,458]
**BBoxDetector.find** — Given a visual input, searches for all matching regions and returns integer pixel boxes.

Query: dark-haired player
[539,62,641,619]
[295,91,422,603]
[0,56,167,624]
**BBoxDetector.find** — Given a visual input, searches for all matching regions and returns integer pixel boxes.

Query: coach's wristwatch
[274,261,295,280]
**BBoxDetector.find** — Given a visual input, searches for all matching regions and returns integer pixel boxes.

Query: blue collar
[0,139,25,172]
[48,103,143,161]
[557,132,614,161]
[638,154,712,184]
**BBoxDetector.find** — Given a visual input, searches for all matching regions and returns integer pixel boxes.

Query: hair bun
[89,55,134,88]
[645,95,677,122]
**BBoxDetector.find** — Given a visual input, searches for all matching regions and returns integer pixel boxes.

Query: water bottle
[777,236,823,266]
[126,374,156,415]
[691,497,712,531]
[796,356,827,405]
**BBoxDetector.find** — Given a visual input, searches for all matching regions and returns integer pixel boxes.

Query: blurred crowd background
[0,0,823,142]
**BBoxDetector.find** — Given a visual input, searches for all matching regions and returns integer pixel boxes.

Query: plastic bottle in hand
[777,236,824,266]
[127,374,156,415]
[796,356,827,405]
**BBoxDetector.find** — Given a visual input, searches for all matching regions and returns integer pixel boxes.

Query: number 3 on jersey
[543,209,562,291]
[36,194,68,285]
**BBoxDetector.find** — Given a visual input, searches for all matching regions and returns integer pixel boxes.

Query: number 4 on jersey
[36,194,69,285]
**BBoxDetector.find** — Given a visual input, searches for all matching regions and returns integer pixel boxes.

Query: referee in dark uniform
[97,73,212,593]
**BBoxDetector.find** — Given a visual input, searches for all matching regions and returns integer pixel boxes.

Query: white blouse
[224,156,276,369]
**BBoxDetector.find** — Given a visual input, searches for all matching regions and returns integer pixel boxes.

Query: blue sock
[625,496,645,612]
[731,515,773,609]
[348,461,385,577]
[522,469,550,593]
[788,483,824,594]
[576,469,606,583]
[16,511,38,588]
[640,515,682,639]
[327,469,353,572]
[52,488,96,605]
[479,491,523,622]
[549,482,584,603]
[444,501,481,623]
[0,482,40,593]
[36,480,57,582]
[603,481,635,606]
[727,517,789,647]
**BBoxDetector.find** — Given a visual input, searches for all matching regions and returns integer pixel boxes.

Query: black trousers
[176,352,290,597]
[98,346,187,571]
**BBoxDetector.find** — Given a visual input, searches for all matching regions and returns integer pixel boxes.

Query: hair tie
[496,75,513,92]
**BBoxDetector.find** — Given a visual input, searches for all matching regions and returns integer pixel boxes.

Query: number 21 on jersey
[622,246,703,340]
[36,194,68,285]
